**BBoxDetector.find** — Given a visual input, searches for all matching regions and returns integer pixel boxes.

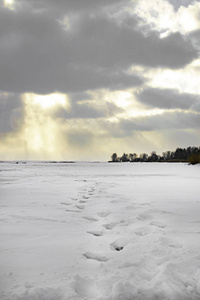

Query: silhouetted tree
[133,153,138,161]
[140,153,148,162]
[120,153,129,162]
[163,151,171,161]
[149,151,158,162]
[110,146,200,163]
[111,153,118,162]
[129,153,134,162]
[189,153,200,165]
[175,148,186,160]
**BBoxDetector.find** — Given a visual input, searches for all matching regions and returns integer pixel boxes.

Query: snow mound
[73,278,100,298]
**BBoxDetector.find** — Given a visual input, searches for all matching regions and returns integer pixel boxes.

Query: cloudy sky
[1,0,200,161]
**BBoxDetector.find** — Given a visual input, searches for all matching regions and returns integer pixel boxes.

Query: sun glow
[104,91,132,108]
[24,93,70,110]
[20,93,69,159]
[4,0,15,9]
[16,92,71,159]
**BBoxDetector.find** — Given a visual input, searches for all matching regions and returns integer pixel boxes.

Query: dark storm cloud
[107,111,200,137]
[0,2,198,94]
[137,88,200,110]
[0,6,142,93]
[0,93,24,133]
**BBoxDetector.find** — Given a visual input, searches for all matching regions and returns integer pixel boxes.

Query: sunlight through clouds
[3,0,15,10]
[105,91,132,109]
[102,89,165,119]
[178,3,200,32]
[18,93,69,159]
[130,59,200,96]
[146,60,200,95]
[0,0,200,160]
[25,93,71,110]
[133,0,200,35]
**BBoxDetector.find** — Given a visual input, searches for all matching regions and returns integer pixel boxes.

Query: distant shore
[108,159,189,163]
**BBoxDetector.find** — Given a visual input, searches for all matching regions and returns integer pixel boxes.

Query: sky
[0,0,200,161]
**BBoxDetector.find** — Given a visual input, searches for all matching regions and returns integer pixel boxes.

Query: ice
[0,161,200,299]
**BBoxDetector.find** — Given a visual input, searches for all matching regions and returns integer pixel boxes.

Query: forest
[110,146,200,165]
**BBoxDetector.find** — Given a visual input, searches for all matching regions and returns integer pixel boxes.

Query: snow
[0,161,200,300]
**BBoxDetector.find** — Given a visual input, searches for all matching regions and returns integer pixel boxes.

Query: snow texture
[0,161,200,299]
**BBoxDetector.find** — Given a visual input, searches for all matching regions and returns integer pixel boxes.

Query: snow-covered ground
[1,161,200,300]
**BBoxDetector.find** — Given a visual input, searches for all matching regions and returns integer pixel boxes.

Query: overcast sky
[0,0,200,160]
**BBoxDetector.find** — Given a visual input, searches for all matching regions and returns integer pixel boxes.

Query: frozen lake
[1,162,200,299]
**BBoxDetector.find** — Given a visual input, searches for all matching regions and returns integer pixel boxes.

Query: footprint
[150,221,167,228]
[111,238,129,251]
[137,213,152,221]
[60,202,71,206]
[83,252,108,262]
[87,230,103,237]
[111,199,124,204]
[79,200,86,204]
[83,196,89,199]
[76,205,85,210]
[97,211,111,218]
[134,227,152,236]
[169,243,182,249]
[104,222,118,230]
[83,216,98,222]
[140,203,151,206]
[66,209,82,213]
[160,210,172,215]
[126,205,137,210]
[73,276,101,298]
[159,237,182,249]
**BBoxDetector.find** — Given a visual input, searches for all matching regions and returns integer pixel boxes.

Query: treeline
[110,146,200,165]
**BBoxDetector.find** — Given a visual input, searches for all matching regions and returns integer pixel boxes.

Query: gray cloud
[64,15,198,69]
[57,103,104,119]
[69,92,92,103]
[55,100,123,119]
[13,0,129,16]
[137,88,200,110]
[189,28,200,50]
[0,93,24,133]
[167,0,200,10]
[0,3,198,95]
[107,111,200,137]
